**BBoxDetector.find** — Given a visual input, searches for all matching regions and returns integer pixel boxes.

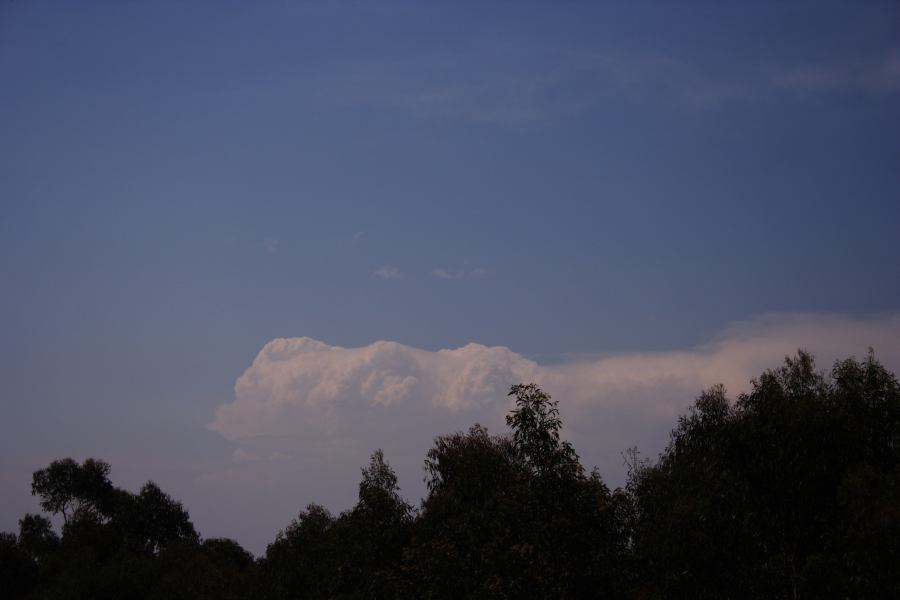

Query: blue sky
[1,1,899,553]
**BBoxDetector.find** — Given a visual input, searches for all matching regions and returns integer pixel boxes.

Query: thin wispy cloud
[373,265,404,280]
[263,238,280,254]
[770,50,900,95]
[321,46,900,123]
[432,267,488,280]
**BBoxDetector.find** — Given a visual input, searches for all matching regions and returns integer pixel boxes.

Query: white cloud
[263,238,280,253]
[201,313,899,555]
[210,337,537,441]
[209,313,900,497]
[432,267,488,280]
[432,268,460,280]
[373,265,404,280]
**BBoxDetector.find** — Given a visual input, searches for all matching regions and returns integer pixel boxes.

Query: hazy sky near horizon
[2,1,899,554]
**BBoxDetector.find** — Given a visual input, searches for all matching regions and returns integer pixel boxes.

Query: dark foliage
[629,350,900,599]
[2,350,897,599]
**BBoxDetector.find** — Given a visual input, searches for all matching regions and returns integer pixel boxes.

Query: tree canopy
[2,349,898,598]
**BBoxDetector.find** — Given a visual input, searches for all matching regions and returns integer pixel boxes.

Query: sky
[1,1,899,555]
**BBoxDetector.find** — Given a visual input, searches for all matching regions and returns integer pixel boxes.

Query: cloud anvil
[209,313,900,479]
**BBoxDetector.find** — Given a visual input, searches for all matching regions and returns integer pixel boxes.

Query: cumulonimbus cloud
[209,312,900,477]
[210,337,538,441]
[200,312,900,553]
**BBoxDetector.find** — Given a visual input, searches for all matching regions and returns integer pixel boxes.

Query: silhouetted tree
[150,538,257,600]
[629,350,900,599]
[31,458,116,524]
[17,513,59,563]
[4,350,898,599]
[335,449,413,598]
[506,383,580,478]
[260,450,413,600]
[258,503,337,599]
[405,424,526,598]
[407,386,626,599]
[0,532,37,599]
[14,458,206,599]
[115,481,199,555]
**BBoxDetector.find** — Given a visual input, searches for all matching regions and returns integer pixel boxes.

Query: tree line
[2,350,899,598]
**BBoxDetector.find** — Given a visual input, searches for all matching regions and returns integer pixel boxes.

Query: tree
[506,383,580,478]
[116,481,199,555]
[335,450,413,599]
[8,351,898,598]
[407,424,528,598]
[20,458,203,599]
[629,350,900,599]
[0,532,37,599]
[259,451,414,600]
[150,538,257,600]
[17,513,59,564]
[259,503,337,600]
[357,449,411,517]
[31,458,116,524]
[409,387,628,599]
[504,384,624,597]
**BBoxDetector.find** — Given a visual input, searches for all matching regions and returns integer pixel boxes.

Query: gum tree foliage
[259,503,337,600]
[152,537,257,600]
[506,383,580,478]
[408,424,526,597]
[31,458,116,524]
[17,514,59,562]
[1,532,37,599]
[3,350,899,599]
[259,450,413,600]
[629,350,900,599]
[30,458,198,558]
[407,385,626,599]
[115,481,199,555]
[11,458,218,599]
[338,449,413,598]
